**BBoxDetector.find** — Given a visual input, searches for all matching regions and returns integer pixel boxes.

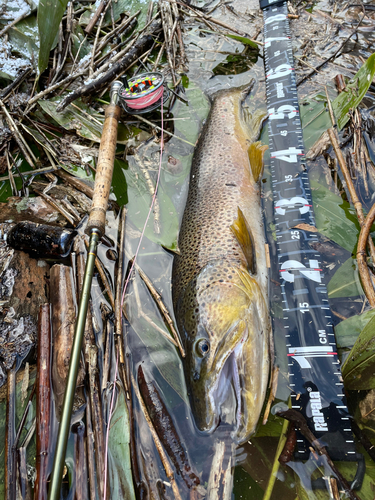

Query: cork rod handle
[86,82,122,237]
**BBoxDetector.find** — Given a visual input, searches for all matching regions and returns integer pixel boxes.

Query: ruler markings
[260,0,356,460]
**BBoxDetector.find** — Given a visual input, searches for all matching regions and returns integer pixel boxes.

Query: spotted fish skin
[172,87,271,444]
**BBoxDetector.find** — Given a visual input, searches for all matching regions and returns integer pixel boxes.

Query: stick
[297,9,366,86]
[356,201,375,307]
[56,169,94,199]
[0,99,37,168]
[5,363,16,500]
[73,422,88,499]
[131,370,183,500]
[0,10,30,37]
[0,67,33,100]
[136,262,185,356]
[35,304,52,500]
[57,21,162,111]
[85,400,98,500]
[327,128,375,305]
[277,409,360,500]
[85,0,108,34]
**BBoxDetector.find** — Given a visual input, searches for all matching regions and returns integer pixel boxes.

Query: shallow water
[1,0,375,498]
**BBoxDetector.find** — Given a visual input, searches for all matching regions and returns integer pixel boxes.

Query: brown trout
[172,86,272,444]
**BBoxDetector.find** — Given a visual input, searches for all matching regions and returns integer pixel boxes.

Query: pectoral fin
[248,141,268,183]
[231,207,256,274]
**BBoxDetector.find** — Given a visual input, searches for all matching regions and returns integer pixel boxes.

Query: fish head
[177,261,270,443]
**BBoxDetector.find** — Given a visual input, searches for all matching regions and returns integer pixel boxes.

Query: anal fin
[231,207,256,274]
[248,141,268,183]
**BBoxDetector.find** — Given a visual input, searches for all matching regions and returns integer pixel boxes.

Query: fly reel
[119,71,169,114]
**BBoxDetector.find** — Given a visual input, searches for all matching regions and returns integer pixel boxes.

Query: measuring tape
[260,0,365,483]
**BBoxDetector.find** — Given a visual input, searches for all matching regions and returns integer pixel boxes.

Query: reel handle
[86,81,122,237]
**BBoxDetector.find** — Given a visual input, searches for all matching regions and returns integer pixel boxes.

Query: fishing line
[103,95,165,500]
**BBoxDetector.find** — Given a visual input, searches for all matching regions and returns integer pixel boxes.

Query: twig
[180,1,263,45]
[85,0,108,35]
[56,169,94,199]
[138,365,199,488]
[160,0,177,85]
[35,304,51,500]
[57,20,162,111]
[0,67,33,100]
[153,41,166,70]
[327,126,375,304]
[276,409,360,500]
[26,71,86,108]
[297,8,366,86]
[263,416,289,500]
[6,150,17,196]
[133,151,161,234]
[356,201,375,307]
[85,400,97,500]
[132,113,195,146]
[0,10,30,37]
[33,188,76,226]
[83,238,115,309]
[90,11,107,78]
[0,99,37,168]
[115,208,129,394]
[5,363,16,500]
[88,346,106,499]
[131,370,183,500]
[96,11,140,55]
[135,262,185,356]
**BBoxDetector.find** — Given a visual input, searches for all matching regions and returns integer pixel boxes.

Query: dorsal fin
[248,141,268,183]
[230,207,256,274]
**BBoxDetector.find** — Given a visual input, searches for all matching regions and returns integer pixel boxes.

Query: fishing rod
[48,73,168,500]
[47,79,122,500]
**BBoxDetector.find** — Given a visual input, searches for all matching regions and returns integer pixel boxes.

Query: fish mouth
[207,326,248,435]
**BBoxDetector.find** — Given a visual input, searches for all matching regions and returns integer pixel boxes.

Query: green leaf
[336,449,375,497]
[108,389,136,500]
[342,314,375,389]
[301,55,375,150]
[71,24,91,61]
[0,153,40,202]
[311,179,359,252]
[38,97,140,144]
[200,30,259,50]
[79,0,148,31]
[333,53,375,130]
[130,314,188,403]
[327,257,363,298]
[335,308,375,349]
[37,0,68,74]
[8,15,39,73]
[113,159,179,251]
[300,92,332,151]
[61,164,94,181]
[223,33,260,49]
[0,368,36,499]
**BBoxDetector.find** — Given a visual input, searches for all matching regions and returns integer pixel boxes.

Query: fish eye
[197,339,210,357]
